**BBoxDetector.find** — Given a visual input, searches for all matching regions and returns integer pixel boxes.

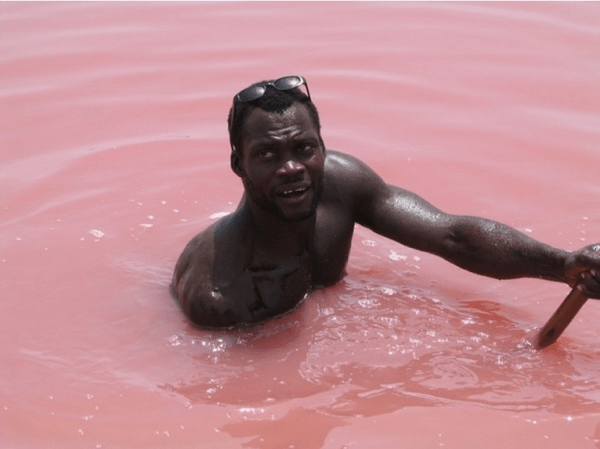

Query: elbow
[439,225,491,274]
[441,226,476,259]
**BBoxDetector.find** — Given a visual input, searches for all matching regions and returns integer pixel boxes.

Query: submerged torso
[172,151,360,327]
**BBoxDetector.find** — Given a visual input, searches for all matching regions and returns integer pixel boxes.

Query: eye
[255,149,275,161]
[296,142,316,155]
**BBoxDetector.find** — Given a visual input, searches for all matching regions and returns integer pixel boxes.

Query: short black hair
[227,80,322,155]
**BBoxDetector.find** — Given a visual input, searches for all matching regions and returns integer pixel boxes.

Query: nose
[277,158,305,178]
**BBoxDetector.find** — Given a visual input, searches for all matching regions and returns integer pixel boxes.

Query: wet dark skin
[171,101,600,328]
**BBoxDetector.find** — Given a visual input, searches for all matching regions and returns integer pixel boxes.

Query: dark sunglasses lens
[237,85,266,103]
[273,76,303,90]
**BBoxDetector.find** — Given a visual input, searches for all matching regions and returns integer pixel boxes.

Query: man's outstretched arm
[340,153,600,297]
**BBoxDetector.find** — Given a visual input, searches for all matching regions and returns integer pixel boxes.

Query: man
[171,75,600,328]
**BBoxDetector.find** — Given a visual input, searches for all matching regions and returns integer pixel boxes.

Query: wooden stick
[536,286,588,350]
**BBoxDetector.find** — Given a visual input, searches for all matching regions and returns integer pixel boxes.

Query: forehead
[240,102,317,146]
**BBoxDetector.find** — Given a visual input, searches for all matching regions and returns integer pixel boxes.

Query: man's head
[227,76,326,223]
[227,76,322,155]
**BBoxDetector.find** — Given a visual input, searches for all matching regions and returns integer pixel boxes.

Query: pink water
[2,2,600,448]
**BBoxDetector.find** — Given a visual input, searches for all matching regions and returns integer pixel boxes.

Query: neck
[240,195,314,256]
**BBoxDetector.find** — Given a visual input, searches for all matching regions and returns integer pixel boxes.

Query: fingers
[580,269,600,299]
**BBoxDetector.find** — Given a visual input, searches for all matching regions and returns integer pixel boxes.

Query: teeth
[282,187,307,196]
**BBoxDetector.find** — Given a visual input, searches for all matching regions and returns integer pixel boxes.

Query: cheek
[243,166,272,190]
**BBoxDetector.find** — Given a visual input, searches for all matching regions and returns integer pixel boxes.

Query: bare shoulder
[170,216,239,328]
[325,149,373,174]
[323,150,388,207]
[171,210,312,327]
[325,150,386,186]
[171,220,217,296]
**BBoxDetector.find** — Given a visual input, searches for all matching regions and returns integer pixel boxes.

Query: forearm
[359,180,598,294]
[439,216,569,283]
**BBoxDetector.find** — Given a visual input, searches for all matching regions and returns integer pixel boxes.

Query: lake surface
[2,2,600,448]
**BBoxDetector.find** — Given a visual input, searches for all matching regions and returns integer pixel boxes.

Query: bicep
[353,168,454,255]
[327,151,456,255]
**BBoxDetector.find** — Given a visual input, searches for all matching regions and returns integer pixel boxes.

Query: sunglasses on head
[229,75,311,133]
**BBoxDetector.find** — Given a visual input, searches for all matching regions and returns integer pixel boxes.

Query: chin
[246,180,322,223]
[278,209,316,223]
[276,195,320,223]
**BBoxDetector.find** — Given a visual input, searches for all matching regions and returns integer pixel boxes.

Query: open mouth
[277,186,309,198]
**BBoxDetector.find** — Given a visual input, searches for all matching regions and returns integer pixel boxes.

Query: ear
[319,136,326,155]
[230,149,244,177]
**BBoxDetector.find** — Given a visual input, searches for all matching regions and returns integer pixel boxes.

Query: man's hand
[563,244,600,298]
